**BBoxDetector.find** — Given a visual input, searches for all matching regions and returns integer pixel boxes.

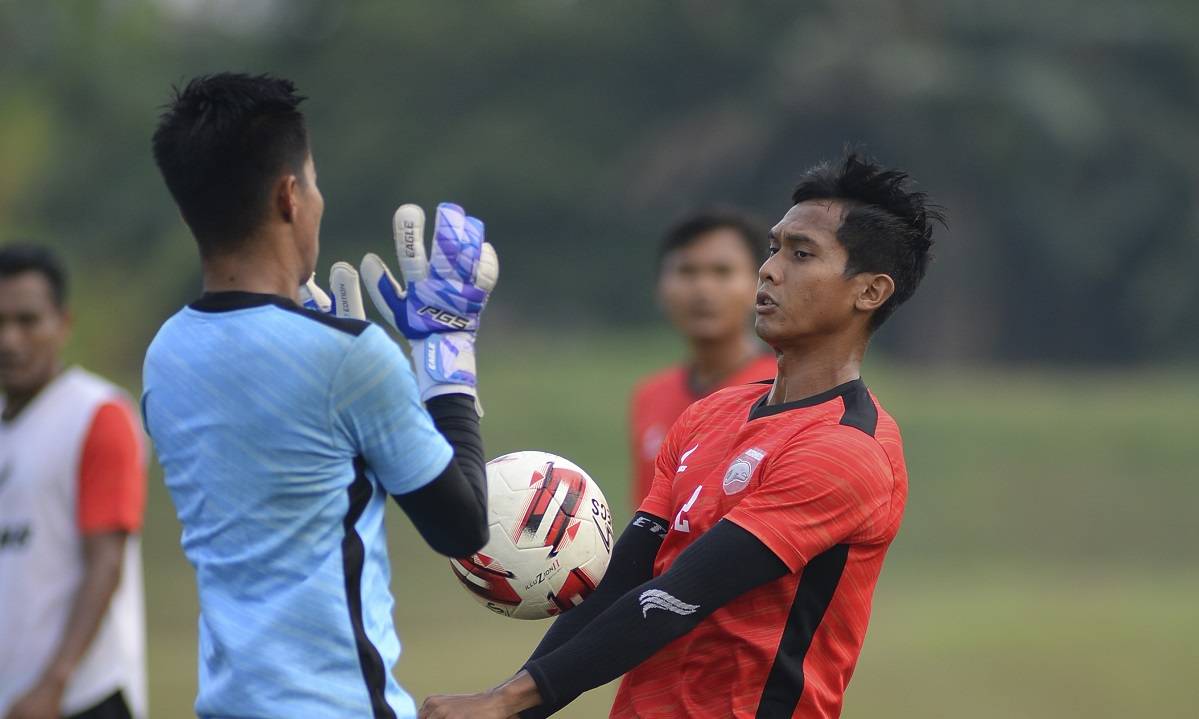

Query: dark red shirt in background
[629,355,776,509]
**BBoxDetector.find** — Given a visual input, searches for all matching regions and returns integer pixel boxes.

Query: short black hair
[151,73,309,255]
[791,152,944,329]
[656,208,766,274]
[0,243,68,307]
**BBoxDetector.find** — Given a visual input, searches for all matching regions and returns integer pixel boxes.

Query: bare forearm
[418,670,542,719]
[42,533,126,683]
[494,671,542,713]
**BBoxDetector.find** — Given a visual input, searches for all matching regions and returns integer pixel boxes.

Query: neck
[201,235,303,302]
[767,334,866,405]
[2,366,62,422]
[688,332,759,391]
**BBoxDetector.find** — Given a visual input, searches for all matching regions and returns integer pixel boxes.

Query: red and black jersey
[629,356,777,508]
[612,378,907,719]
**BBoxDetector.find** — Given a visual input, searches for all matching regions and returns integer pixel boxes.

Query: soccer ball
[449,451,614,620]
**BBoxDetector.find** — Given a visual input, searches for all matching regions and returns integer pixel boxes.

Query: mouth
[755,291,778,313]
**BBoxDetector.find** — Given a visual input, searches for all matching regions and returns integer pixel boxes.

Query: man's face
[292,153,324,280]
[755,200,867,348]
[0,272,69,397]
[658,228,760,343]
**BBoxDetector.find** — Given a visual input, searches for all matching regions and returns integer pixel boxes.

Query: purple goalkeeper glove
[360,202,499,409]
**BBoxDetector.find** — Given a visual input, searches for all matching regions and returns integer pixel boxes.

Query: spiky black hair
[792,152,945,329]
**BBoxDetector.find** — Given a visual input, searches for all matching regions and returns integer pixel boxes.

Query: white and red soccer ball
[449,451,613,620]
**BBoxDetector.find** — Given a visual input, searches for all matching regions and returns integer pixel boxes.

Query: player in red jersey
[421,152,943,719]
[630,210,776,509]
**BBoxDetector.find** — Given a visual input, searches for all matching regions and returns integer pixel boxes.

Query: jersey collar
[748,378,865,421]
[189,291,299,313]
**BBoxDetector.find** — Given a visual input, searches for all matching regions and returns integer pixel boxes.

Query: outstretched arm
[513,512,668,718]
[529,513,667,660]
[522,520,788,712]
[419,519,788,718]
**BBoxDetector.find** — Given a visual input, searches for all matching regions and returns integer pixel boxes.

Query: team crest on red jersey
[722,447,765,495]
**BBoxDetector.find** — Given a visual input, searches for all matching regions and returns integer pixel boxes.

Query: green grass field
[132,331,1198,717]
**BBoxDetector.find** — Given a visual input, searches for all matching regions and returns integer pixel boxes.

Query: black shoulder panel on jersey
[748,378,865,422]
[277,301,370,337]
[838,381,879,437]
[189,291,369,336]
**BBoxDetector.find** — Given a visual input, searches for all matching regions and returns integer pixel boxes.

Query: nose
[758,253,781,286]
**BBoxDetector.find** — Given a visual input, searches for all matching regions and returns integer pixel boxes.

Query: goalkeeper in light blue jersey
[142,73,498,719]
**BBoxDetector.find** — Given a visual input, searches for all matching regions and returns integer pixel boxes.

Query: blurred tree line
[1,0,1196,369]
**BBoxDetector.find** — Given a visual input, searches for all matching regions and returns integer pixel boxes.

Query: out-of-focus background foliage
[2,1,1196,717]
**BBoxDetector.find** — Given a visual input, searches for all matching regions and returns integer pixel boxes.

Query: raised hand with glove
[360,202,499,410]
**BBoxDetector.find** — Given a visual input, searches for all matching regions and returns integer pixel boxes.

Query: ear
[276,173,300,223]
[855,273,895,314]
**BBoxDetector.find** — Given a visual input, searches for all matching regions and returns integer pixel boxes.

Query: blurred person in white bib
[0,245,146,719]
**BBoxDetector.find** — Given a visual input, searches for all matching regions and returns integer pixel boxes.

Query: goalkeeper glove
[360,202,499,409]
[298,261,366,320]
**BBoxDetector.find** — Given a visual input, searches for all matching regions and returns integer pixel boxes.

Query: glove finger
[360,253,407,329]
[458,215,485,277]
[393,204,429,285]
[299,273,332,313]
[430,202,467,276]
[329,261,366,320]
[475,242,499,293]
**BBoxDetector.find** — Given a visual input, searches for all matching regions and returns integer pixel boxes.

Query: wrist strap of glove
[411,334,483,415]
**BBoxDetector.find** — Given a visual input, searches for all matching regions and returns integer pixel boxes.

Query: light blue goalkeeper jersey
[141,291,452,719]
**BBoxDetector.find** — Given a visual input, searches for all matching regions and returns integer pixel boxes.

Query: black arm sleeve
[516,512,668,719]
[391,394,487,558]
[528,513,668,662]
[521,520,789,714]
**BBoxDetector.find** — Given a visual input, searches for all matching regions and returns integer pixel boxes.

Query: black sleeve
[521,519,789,714]
[516,512,668,719]
[391,394,487,558]
[528,513,667,661]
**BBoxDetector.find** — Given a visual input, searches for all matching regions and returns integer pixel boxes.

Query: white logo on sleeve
[639,589,700,618]
[676,444,700,473]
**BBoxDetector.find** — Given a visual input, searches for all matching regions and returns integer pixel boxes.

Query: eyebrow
[777,231,818,246]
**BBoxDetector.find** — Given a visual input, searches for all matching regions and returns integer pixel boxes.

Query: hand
[3,675,65,719]
[298,262,366,319]
[360,202,499,404]
[418,690,517,719]
[419,670,541,719]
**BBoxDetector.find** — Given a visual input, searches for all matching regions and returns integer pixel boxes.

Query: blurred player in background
[630,210,774,509]
[0,245,147,719]
[143,73,497,718]
[420,152,943,718]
